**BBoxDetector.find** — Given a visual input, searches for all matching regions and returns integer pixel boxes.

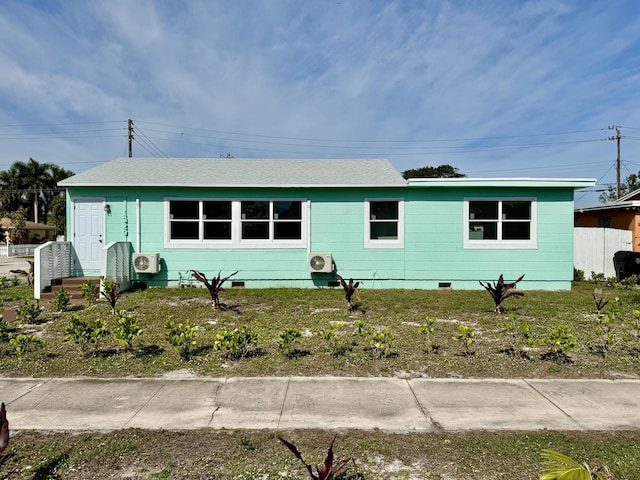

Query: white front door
[73,198,104,272]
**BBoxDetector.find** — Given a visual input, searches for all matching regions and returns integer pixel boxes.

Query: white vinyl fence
[574,227,632,279]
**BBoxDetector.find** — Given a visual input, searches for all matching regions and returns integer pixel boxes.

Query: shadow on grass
[32,451,69,480]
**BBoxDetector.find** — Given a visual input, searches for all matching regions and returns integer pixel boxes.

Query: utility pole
[128,118,134,158]
[608,125,622,199]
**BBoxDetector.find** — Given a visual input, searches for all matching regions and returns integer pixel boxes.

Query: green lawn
[1,281,640,378]
[1,280,639,479]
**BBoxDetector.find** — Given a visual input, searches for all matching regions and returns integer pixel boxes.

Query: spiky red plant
[479,274,525,315]
[190,270,238,310]
[336,275,360,312]
[279,435,356,480]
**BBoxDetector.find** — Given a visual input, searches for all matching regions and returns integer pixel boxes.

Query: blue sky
[1,0,640,206]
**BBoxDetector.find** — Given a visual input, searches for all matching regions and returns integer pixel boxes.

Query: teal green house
[33,157,594,296]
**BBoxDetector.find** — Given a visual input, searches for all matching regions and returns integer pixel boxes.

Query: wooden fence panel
[574,227,632,279]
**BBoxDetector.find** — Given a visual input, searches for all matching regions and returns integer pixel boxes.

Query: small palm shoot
[479,273,525,315]
[100,277,120,314]
[336,275,361,313]
[279,434,357,480]
[419,316,438,354]
[190,270,238,310]
[540,449,611,480]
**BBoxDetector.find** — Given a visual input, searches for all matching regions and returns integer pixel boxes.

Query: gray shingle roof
[59,158,407,188]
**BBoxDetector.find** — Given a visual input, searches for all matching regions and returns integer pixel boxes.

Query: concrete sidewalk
[1,377,638,432]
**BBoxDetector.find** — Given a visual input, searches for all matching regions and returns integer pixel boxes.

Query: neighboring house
[574,189,640,252]
[0,218,56,244]
[41,157,593,296]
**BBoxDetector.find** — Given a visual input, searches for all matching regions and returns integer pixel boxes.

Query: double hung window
[465,198,536,248]
[167,199,304,247]
[365,199,404,248]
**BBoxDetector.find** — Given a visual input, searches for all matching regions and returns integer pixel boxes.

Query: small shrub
[276,327,303,357]
[542,324,577,362]
[213,326,258,360]
[368,327,394,359]
[319,321,349,356]
[51,286,71,312]
[9,276,21,287]
[620,274,638,289]
[9,334,44,355]
[80,280,100,304]
[591,272,605,282]
[419,316,438,354]
[594,297,620,357]
[454,324,476,356]
[573,268,585,281]
[113,310,142,353]
[65,315,109,357]
[165,319,198,359]
[353,319,372,338]
[627,309,640,338]
[16,299,43,324]
[0,277,8,289]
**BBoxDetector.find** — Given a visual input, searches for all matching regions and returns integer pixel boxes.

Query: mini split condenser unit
[308,253,333,273]
[132,253,161,274]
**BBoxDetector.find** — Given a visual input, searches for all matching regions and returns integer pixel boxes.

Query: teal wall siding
[65,185,576,290]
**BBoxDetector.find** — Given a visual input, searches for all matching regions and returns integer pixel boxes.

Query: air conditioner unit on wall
[308,253,333,273]
[132,253,161,274]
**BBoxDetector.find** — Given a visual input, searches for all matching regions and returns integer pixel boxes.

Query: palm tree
[0,159,73,224]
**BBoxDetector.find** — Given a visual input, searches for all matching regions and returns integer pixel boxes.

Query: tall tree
[401,164,466,179]
[599,172,640,203]
[0,159,73,223]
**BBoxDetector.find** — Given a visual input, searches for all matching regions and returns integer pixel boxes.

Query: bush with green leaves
[16,299,43,324]
[113,310,142,353]
[319,321,350,356]
[80,280,100,304]
[213,326,258,360]
[627,309,640,338]
[9,334,44,355]
[419,316,438,354]
[594,297,620,357]
[368,327,394,359]
[499,314,534,357]
[64,315,109,357]
[542,324,577,362]
[51,286,71,312]
[276,327,303,357]
[165,319,198,359]
[620,274,638,289]
[454,324,476,356]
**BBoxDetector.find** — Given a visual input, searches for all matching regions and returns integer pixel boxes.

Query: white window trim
[364,198,404,249]
[463,197,537,249]
[164,198,307,249]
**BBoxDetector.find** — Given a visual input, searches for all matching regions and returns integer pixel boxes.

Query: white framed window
[365,199,404,248]
[464,198,537,249]
[165,198,306,248]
